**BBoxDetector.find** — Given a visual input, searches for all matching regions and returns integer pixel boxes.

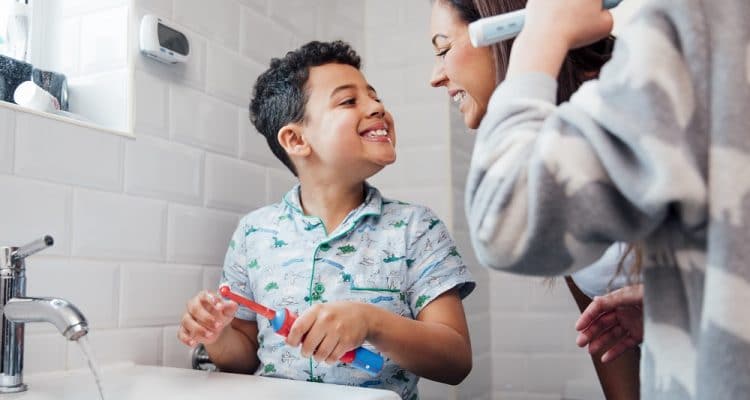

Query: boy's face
[297,63,396,181]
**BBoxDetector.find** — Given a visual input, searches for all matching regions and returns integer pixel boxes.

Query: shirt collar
[282,182,383,222]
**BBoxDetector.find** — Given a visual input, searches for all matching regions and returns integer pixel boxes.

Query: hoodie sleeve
[465,7,706,276]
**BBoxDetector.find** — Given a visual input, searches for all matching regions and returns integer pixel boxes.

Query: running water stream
[75,336,105,400]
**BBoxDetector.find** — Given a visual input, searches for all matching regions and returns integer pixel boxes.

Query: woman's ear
[277,123,311,158]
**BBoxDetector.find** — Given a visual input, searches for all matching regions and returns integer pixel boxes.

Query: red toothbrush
[218,284,383,375]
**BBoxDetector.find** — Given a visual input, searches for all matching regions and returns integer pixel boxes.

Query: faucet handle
[11,235,54,262]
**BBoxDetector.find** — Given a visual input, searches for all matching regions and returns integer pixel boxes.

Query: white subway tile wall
[206,45,264,108]
[169,84,239,155]
[125,135,204,205]
[72,189,167,260]
[165,204,239,265]
[162,325,192,368]
[236,0,266,14]
[202,266,223,291]
[0,108,14,173]
[173,0,241,51]
[0,1,611,399]
[23,334,68,374]
[238,110,284,168]
[240,7,296,64]
[0,176,72,256]
[204,153,266,213]
[133,71,170,138]
[266,166,298,203]
[15,112,124,191]
[119,263,203,327]
[133,0,172,18]
[458,354,493,400]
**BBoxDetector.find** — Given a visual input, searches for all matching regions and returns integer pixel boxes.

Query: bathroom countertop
[7,363,400,400]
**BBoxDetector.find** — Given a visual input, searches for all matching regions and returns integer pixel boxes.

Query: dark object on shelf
[32,68,68,111]
[0,54,33,103]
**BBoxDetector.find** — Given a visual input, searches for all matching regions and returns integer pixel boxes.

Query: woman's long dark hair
[442,0,615,103]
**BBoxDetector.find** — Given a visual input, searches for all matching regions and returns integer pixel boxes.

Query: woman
[460,0,749,397]
[428,1,641,398]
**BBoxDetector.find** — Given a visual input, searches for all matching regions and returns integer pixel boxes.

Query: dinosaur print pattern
[219,184,474,399]
[337,244,357,255]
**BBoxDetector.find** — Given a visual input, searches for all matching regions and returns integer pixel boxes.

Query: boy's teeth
[452,91,465,103]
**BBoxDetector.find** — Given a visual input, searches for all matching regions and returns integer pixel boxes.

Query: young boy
[178,40,474,400]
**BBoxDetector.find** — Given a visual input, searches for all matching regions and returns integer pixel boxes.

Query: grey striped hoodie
[466,1,750,398]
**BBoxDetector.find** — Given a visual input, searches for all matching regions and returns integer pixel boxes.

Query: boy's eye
[340,98,356,106]
[435,48,449,58]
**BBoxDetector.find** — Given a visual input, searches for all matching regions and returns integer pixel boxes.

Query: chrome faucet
[0,236,89,393]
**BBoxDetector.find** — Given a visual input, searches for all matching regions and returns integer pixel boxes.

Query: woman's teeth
[452,91,466,104]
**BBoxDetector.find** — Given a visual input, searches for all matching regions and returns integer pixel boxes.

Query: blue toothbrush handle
[343,347,384,376]
[271,308,384,376]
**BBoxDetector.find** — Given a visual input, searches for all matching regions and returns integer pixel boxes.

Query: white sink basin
[6,363,400,400]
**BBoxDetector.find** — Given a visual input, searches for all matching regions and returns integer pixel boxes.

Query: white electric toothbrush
[469,0,622,47]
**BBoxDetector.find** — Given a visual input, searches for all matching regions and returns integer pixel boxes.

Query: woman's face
[429,1,496,129]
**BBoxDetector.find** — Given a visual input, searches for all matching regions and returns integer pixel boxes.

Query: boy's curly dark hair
[249,40,361,176]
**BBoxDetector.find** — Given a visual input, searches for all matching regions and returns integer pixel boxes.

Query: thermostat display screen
[158,23,188,55]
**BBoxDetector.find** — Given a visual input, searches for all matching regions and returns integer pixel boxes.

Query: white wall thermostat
[139,15,190,64]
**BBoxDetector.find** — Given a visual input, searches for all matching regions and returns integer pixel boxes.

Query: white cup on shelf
[13,80,61,112]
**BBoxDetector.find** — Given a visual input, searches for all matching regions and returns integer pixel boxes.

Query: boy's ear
[277,123,311,158]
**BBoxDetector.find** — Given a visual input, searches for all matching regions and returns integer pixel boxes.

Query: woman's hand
[507,0,614,79]
[523,0,614,50]
[178,290,239,347]
[285,302,371,364]
[575,284,644,363]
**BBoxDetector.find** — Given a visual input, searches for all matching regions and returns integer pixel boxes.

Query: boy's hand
[178,290,238,347]
[523,0,613,50]
[575,284,644,363]
[286,302,371,364]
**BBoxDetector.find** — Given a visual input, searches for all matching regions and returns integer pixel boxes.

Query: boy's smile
[359,121,391,143]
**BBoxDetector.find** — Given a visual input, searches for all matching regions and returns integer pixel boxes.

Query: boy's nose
[367,98,385,118]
